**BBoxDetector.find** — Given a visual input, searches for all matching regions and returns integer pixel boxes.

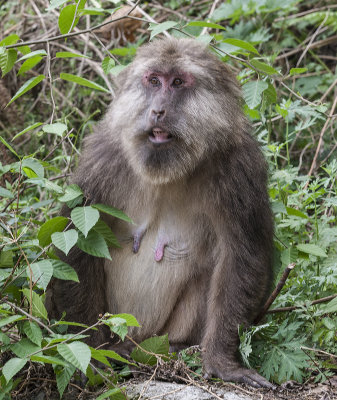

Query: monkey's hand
[203,362,276,390]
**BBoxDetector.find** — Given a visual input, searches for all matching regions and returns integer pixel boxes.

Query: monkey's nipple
[149,127,172,144]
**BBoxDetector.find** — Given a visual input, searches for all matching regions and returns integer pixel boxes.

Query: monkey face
[110,39,245,184]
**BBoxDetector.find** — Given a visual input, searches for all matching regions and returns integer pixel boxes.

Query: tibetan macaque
[46,38,274,388]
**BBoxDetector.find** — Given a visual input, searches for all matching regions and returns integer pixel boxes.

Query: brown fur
[46,38,274,388]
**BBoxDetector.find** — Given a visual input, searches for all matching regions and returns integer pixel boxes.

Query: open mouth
[149,127,173,144]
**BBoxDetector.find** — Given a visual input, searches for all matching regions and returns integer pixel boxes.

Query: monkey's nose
[151,109,166,122]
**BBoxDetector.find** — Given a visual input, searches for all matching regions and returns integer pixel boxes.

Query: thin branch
[267,293,337,314]
[254,263,295,324]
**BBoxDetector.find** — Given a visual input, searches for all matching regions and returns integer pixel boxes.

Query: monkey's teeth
[150,128,172,143]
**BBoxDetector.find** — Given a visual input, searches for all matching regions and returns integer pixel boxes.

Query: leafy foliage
[1,0,337,398]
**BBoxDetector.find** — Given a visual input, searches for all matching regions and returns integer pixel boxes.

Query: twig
[254,263,295,324]
[301,346,337,360]
[306,94,337,179]
[138,364,158,400]
[46,41,56,123]
[268,293,337,314]
[5,1,141,49]
[201,0,220,35]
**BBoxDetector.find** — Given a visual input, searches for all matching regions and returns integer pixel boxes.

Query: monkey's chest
[104,218,206,339]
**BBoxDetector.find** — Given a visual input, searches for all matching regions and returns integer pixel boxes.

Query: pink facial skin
[142,70,195,91]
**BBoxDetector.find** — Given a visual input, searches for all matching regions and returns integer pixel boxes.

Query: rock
[125,381,253,400]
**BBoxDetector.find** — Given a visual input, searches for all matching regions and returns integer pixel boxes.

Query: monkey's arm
[201,143,275,389]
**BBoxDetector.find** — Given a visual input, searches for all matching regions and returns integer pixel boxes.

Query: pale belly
[104,222,208,342]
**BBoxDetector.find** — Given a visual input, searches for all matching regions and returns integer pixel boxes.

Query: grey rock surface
[125,381,254,400]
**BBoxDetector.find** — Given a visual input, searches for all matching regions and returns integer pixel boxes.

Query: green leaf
[102,56,115,74]
[57,341,91,374]
[104,317,128,340]
[38,216,69,247]
[0,135,19,158]
[77,231,112,260]
[0,34,20,46]
[58,184,83,202]
[22,289,48,320]
[58,4,79,34]
[28,260,53,290]
[0,47,17,76]
[187,21,226,30]
[242,80,268,109]
[3,358,27,383]
[296,244,327,258]
[6,75,45,106]
[250,59,278,75]
[17,50,47,61]
[60,72,110,93]
[11,338,41,358]
[42,122,67,137]
[0,315,25,328]
[96,388,124,400]
[22,158,44,178]
[0,250,14,267]
[286,207,307,219]
[56,51,90,58]
[47,0,70,11]
[290,68,308,76]
[12,122,43,141]
[92,203,132,223]
[105,313,140,327]
[93,220,121,248]
[131,335,169,366]
[51,229,78,255]
[30,354,66,366]
[223,38,259,54]
[71,206,100,237]
[319,297,337,314]
[23,321,42,346]
[0,187,14,198]
[90,348,133,366]
[50,260,79,282]
[148,21,178,39]
[55,364,76,398]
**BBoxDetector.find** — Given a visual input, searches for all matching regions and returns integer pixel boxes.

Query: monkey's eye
[172,78,183,87]
[149,77,160,86]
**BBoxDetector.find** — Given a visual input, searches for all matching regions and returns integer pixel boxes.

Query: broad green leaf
[7,75,45,106]
[51,229,78,255]
[0,135,19,158]
[55,364,76,398]
[108,65,126,76]
[42,122,67,137]
[0,34,20,46]
[22,289,48,320]
[242,80,268,109]
[3,358,27,383]
[30,354,66,366]
[47,0,70,10]
[27,260,53,290]
[80,8,105,16]
[187,21,226,30]
[92,203,132,223]
[90,348,133,366]
[131,335,169,366]
[223,38,259,54]
[250,59,278,75]
[57,341,91,374]
[104,317,128,340]
[0,315,24,328]
[17,50,47,62]
[76,231,112,260]
[96,388,124,400]
[12,122,43,141]
[0,250,14,267]
[58,184,83,202]
[23,321,42,346]
[22,158,44,178]
[93,220,121,248]
[290,68,308,75]
[149,21,178,39]
[102,56,115,74]
[319,297,337,314]
[71,206,100,237]
[56,51,90,58]
[0,47,17,76]
[11,338,41,358]
[0,332,10,345]
[60,72,110,93]
[296,244,327,258]
[0,187,14,198]
[38,216,69,247]
[25,178,63,193]
[286,207,307,219]
[105,313,140,327]
[58,4,79,34]
[50,260,79,282]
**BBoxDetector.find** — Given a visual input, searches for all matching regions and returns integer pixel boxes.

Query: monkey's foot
[203,365,276,390]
